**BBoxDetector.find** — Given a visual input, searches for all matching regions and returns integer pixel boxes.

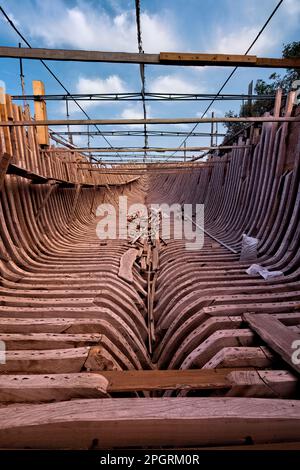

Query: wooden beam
[102,368,234,392]
[4,369,294,402]
[0,116,298,127]
[43,145,251,153]
[6,162,138,186]
[0,152,12,189]
[1,397,300,448]
[244,313,300,374]
[7,162,48,184]
[0,46,159,64]
[0,373,108,403]
[32,80,49,146]
[0,46,299,68]
[69,183,81,222]
[34,183,57,219]
[160,52,300,69]
[0,92,12,154]
[118,248,140,284]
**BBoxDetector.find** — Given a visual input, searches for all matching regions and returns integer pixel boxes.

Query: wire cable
[135,0,148,161]
[167,0,284,159]
[0,5,123,161]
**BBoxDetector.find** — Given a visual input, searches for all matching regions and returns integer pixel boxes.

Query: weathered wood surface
[118,248,140,283]
[0,46,299,68]
[0,373,109,402]
[0,116,298,126]
[0,398,300,449]
[244,313,300,374]
[0,152,12,188]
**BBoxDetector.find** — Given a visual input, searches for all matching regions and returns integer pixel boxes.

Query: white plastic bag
[246,263,283,280]
[240,234,259,261]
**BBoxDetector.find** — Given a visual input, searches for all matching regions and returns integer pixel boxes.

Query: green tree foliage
[223,41,300,140]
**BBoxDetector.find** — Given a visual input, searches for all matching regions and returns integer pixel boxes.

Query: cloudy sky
[0,0,299,154]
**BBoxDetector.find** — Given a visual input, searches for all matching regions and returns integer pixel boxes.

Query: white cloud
[284,0,300,15]
[149,74,204,94]
[63,74,126,113]
[76,75,125,94]
[120,106,144,120]
[210,25,277,55]
[24,2,180,52]
[119,104,151,129]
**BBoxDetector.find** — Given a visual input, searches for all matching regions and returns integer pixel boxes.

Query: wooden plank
[6,162,136,186]
[3,369,293,401]
[160,52,300,69]
[0,93,12,154]
[0,397,300,448]
[35,183,57,219]
[0,373,108,403]
[32,80,49,146]
[0,46,159,64]
[0,116,298,127]
[118,248,140,283]
[69,183,81,222]
[101,369,233,392]
[0,152,12,189]
[152,247,159,270]
[0,347,90,373]
[0,332,103,350]
[226,370,297,397]
[244,313,300,374]
[0,46,299,68]
[43,145,252,153]
[200,442,300,450]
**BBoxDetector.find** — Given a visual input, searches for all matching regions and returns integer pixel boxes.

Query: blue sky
[0,0,299,154]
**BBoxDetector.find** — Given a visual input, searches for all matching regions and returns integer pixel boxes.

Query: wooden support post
[69,184,81,222]
[211,112,214,147]
[90,186,97,214]
[0,91,13,154]
[35,183,57,219]
[247,80,253,116]
[32,80,49,146]
[0,152,12,189]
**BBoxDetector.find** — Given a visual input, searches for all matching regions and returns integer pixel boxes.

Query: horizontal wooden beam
[0,46,299,68]
[67,155,204,160]
[1,397,300,448]
[0,116,298,127]
[0,46,159,64]
[0,373,109,402]
[101,369,233,392]
[66,159,211,164]
[43,145,251,153]
[6,162,139,186]
[78,170,207,175]
[78,162,214,170]
[76,169,211,175]
[160,52,300,69]
[0,368,296,399]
